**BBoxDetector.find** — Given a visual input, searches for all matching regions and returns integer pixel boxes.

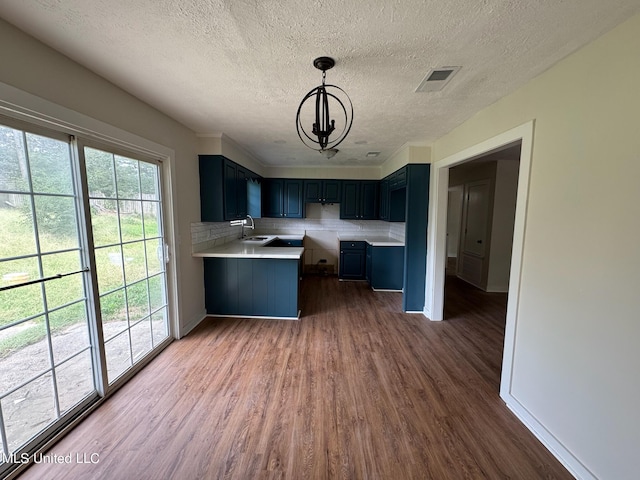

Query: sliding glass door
[83,146,168,384]
[0,120,170,475]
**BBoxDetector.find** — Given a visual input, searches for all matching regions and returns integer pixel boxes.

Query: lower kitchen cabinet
[339,241,367,280]
[204,257,299,318]
[368,245,404,290]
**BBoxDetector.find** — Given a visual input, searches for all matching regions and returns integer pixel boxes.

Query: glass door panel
[0,124,96,466]
[84,147,168,385]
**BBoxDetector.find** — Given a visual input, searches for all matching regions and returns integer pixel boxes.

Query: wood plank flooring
[18,276,572,480]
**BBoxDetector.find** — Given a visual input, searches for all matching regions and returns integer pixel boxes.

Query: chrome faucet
[244,215,255,238]
[230,215,255,239]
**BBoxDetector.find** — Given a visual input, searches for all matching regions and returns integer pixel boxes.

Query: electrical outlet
[319,259,327,263]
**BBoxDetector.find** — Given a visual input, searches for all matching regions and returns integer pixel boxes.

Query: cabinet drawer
[340,241,366,250]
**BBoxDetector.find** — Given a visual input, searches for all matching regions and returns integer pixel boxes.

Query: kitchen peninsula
[193,235,304,319]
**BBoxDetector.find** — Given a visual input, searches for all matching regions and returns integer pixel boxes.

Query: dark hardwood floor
[18,275,572,480]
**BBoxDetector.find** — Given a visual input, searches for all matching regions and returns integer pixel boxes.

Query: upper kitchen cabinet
[378,179,390,221]
[340,180,378,219]
[389,166,407,190]
[304,179,341,204]
[262,179,304,218]
[199,155,259,222]
[379,167,407,222]
[225,161,248,220]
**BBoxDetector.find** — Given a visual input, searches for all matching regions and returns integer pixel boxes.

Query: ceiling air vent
[415,66,461,93]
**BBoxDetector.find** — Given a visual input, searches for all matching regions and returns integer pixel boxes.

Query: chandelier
[296,57,353,156]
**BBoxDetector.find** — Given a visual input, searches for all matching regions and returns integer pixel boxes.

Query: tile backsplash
[190,222,240,253]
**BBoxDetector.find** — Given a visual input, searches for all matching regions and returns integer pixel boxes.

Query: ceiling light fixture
[296,57,353,156]
[320,148,339,159]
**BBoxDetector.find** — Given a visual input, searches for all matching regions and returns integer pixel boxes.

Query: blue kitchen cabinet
[379,166,407,222]
[304,179,341,203]
[263,179,304,218]
[264,238,303,247]
[389,166,407,190]
[263,179,284,217]
[284,180,304,217]
[339,241,367,280]
[369,245,405,291]
[340,181,378,219]
[402,164,430,312]
[204,257,299,318]
[199,155,257,222]
[378,179,389,221]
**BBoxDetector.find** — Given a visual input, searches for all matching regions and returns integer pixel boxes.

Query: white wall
[381,145,431,177]
[0,18,204,336]
[197,133,267,177]
[431,13,640,480]
[265,165,381,180]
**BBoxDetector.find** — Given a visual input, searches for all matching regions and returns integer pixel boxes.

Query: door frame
[424,120,534,401]
[446,184,464,264]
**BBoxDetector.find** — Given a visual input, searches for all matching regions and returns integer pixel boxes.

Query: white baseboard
[502,392,595,480]
[180,309,207,338]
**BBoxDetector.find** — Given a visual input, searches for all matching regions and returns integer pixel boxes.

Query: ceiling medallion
[296,57,353,156]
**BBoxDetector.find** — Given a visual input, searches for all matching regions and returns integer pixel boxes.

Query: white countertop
[192,234,304,259]
[337,234,405,247]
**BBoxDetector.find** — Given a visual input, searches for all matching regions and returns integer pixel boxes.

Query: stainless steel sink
[243,236,268,241]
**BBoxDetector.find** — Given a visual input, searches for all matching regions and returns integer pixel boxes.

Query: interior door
[457,179,491,286]
[462,180,491,257]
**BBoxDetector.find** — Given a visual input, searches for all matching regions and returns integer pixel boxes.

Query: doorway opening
[425,120,535,401]
[442,145,521,388]
[445,145,521,292]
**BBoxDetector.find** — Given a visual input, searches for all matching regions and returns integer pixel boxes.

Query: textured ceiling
[0,1,638,167]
